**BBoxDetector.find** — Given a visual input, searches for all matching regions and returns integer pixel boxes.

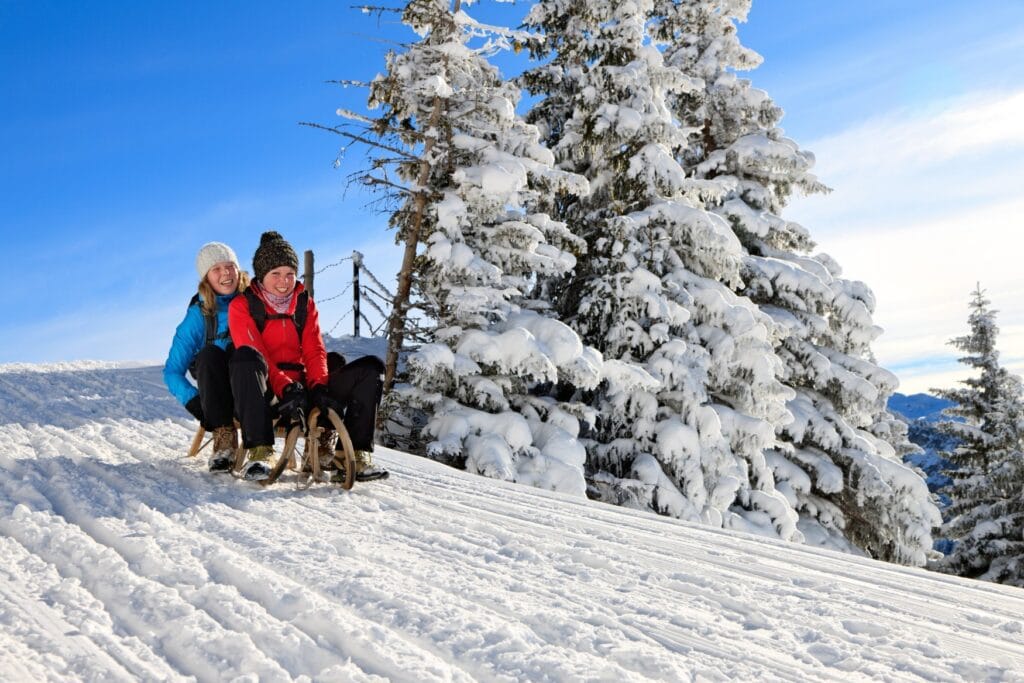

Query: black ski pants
[323,352,385,452]
[189,345,236,431]
[230,346,277,448]
[230,347,384,451]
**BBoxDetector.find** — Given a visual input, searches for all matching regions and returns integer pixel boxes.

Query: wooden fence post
[304,250,315,298]
[352,251,363,337]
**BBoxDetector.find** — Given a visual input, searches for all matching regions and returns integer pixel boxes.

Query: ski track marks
[2,361,1024,681]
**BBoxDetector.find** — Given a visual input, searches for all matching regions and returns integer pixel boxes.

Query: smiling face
[205,261,239,296]
[261,266,297,296]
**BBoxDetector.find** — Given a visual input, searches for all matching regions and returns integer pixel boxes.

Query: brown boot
[208,426,237,472]
[301,429,339,473]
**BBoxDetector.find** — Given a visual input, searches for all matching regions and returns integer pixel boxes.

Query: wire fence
[300,250,393,338]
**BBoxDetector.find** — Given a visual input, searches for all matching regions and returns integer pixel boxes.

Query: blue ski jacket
[163,292,237,406]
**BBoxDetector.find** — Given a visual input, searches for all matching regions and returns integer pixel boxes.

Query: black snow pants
[189,345,236,431]
[323,352,385,452]
[230,346,277,449]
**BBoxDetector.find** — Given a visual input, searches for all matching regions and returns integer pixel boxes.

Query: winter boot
[241,445,275,480]
[300,429,338,474]
[208,426,237,473]
[332,449,389,483]
[318,428,339,470]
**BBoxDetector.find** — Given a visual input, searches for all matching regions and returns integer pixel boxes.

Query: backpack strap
[245,289,308,338]
[244,288,268,332]
[189,293,230,347]
[244,289,310,372]
[293,290,309,339]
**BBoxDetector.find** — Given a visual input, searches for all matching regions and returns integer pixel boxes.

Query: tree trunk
[383,95,444,399]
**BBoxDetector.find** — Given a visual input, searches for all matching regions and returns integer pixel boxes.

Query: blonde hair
[197,270,251,317]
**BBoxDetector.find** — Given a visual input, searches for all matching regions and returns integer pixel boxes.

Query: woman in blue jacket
[164,242,250,471]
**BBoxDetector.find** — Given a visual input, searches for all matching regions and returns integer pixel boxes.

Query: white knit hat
[195,242,240,279]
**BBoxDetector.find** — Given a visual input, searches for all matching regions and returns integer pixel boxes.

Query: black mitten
[277,382,307,426]
[311,383,342,418]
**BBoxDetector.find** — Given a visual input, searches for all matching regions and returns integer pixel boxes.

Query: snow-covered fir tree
[337,0,600,494]
[655,0,939,564]
[936,286,1024,585]
[520,0,803,540]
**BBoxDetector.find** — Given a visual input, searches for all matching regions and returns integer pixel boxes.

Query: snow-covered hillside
[3,362,1024,681]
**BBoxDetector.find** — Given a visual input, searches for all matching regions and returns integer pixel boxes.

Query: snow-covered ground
[3,361,1024,682]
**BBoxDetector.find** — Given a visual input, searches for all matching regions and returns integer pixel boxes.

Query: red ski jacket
[228,282,328,398]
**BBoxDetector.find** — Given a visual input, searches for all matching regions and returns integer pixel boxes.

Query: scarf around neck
[257,282,295,314]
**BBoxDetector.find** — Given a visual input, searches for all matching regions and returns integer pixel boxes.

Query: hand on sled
[310,383,343,420]
[277,382,307,428]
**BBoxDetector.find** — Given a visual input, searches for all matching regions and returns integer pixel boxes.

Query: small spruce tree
[936,286,1024,585]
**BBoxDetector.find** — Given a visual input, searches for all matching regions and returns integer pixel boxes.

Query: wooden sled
[186,408,354,490]
[186,426,216,459]
[260,407,355,490]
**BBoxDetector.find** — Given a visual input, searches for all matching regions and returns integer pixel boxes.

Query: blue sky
[3,1,1024,395]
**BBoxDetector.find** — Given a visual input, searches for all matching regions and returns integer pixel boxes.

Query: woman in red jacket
[229,230,386,481]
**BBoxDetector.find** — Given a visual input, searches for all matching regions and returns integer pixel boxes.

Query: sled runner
[259,407,355,490]
[187,427,212,459]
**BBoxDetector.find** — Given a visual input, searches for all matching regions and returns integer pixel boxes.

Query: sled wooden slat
[256,423,303,483]
[330,411,356,491]
[187,428,211,458]
[308,407,355,491]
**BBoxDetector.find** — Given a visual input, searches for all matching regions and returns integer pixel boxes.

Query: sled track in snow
[3,362,1024,681]
[0,431,477,681]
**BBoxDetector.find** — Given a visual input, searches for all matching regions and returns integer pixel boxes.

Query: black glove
[277,382,307,426]
[310,384,342,417]
[185,396,204,424]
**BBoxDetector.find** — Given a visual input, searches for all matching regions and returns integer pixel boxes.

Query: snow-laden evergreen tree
[936,286,1024,585]
[654,0,939,564]
[520,0,803,540]
[335,0,600,494]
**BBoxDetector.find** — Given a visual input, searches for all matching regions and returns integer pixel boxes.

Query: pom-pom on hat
[195,242,239,279]
[252,230,299,283]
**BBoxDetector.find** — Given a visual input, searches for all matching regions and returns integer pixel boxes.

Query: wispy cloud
[787,88,1024,395]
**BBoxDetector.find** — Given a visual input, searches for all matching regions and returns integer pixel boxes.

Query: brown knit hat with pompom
[252,230,299,283]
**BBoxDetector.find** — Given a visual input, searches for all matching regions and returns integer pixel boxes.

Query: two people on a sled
[163,231,385,481]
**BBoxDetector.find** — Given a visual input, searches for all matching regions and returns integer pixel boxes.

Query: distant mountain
[888,392,955,423]
[889,393,956,520]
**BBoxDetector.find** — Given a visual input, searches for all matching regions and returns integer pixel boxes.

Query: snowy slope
[3,362,1024,682]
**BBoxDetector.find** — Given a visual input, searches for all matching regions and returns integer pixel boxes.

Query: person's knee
[231,346,268,371]
[350,355,384,374]
[194,344,228,369]
[327,351,347,376]
[338,355,385,386]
